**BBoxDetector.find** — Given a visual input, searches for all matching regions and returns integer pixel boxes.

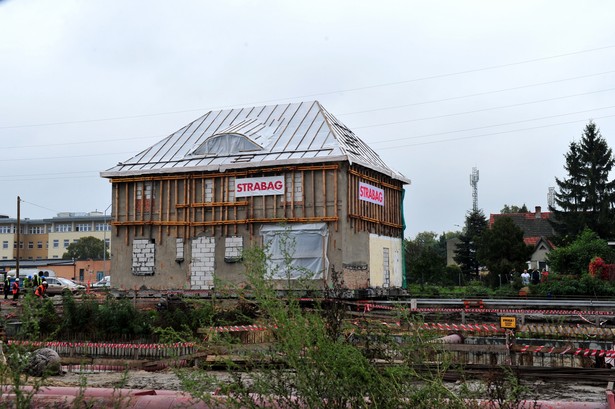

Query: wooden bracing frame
[110,164,341,244]
[347,165,404,237]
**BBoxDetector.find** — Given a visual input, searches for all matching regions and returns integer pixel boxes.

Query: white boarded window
[132,239,155,276]
[205,179,214,202]
[285,172,303,203]
[260,223,328,280]
[225,236,243,262]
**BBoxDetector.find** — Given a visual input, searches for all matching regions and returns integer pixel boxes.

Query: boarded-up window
[136,182,154,212]
[205,179,214,202]
[225,236,243,263]
[285,172,302,203]
[132,239,155,276]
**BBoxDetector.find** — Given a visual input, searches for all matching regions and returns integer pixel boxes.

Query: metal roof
[101,101,410,183]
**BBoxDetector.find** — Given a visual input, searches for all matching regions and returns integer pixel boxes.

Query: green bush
[532,274,615,297]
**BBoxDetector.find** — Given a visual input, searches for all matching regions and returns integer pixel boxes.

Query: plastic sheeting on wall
[260,223,329,280]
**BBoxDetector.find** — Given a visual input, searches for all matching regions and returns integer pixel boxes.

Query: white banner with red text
[235,176,285,197]
[359,181,384,206]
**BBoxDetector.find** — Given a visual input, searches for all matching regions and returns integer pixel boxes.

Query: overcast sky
[1,1,614,238]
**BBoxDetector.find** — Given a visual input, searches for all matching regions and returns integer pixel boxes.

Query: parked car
[92,276,111,288]
[43,277,85,296]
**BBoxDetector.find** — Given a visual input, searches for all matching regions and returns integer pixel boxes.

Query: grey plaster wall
[110,232,191,290]
[109,163,403,291]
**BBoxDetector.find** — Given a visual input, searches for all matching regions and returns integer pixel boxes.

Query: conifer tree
[454,209,487,280]
[551,121,615,241]
[477,216,532,288]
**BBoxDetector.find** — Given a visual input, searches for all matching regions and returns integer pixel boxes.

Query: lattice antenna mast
[548,187,555,208]
[470,167,479,212]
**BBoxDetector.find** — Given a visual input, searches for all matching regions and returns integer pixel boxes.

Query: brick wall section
[176,238,184,260]
[190,236,215,289]
[132,239,155,275]
[224,236,243,262]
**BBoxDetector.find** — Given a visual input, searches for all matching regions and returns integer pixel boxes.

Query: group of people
[520,268,548,286]
[2,271,49,301]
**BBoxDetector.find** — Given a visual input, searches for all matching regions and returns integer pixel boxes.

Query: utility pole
[16,196,20,279]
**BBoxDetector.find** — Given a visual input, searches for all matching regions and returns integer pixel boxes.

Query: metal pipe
[434,333,464,344]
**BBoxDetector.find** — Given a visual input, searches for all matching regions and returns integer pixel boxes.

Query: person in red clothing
[11,278,20,300]
[34,280,48,298]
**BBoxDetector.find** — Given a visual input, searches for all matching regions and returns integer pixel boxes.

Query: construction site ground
[2,296,615,404]
[39,368,609,403]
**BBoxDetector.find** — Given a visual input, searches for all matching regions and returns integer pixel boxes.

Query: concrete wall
[109,163,405,291]
[368,234,403,287]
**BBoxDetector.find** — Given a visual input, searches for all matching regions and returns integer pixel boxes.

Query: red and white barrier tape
[355,302,615,316]
[518,344,615,357]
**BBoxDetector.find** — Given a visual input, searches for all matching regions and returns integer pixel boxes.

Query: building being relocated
[101,101,410,291]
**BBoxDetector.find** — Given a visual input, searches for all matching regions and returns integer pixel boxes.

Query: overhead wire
[3,84,615,153]
[19,199,63,215]
[364,104,615,142]
[1,45,614,130]
[338,70,615,116]
[377,112,615,150]
[0,170,99,179]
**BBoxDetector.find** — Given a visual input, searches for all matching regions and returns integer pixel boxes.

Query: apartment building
[0,211,111,261]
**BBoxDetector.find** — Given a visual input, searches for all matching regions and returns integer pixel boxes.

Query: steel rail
[372,298,615,309]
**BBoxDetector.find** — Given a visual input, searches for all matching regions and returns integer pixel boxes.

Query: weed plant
[180,241,470,409]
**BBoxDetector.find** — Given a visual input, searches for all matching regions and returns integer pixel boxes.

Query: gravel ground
[44,369,609,403]
[46,369,187,391]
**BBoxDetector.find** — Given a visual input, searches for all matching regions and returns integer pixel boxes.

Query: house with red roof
[489,206,555,271]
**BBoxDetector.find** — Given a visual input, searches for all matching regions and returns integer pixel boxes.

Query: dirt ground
[43,369,609,403]
[46,369,186,391]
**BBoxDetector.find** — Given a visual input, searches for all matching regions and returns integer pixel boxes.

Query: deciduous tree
[477,216,533,288]
[546,228,615,275]
[500,204,528,213]
[62,236,108,260]
[405,232,448,285]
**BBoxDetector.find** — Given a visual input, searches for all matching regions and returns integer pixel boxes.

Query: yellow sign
[500,316,517,329]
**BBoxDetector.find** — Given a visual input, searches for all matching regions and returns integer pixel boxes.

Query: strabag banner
[359,181,384,206]
[235,176,285,197]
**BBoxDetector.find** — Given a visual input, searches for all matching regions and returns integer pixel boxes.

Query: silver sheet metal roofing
[101,100,410,184]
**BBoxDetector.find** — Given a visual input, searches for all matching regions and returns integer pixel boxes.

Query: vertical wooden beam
[301,170,305,219]
[347,171,353,233]
[223,176,227,237]
[114,183,119,222]
[283,174,288,219]
[273,175,278,221]
[322,169,326,219]
[191,177,196,238]
[158,180,163,244]
[233,176,238,235]
[311,170,315,218]
[125,183,130,244]
[212,176,217,236]
[167,179,179,237]
[334,169,338,232]
[113,183,120,242]
[249,196,254,238]
[183,177,188,240]
[291,170,295,219]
